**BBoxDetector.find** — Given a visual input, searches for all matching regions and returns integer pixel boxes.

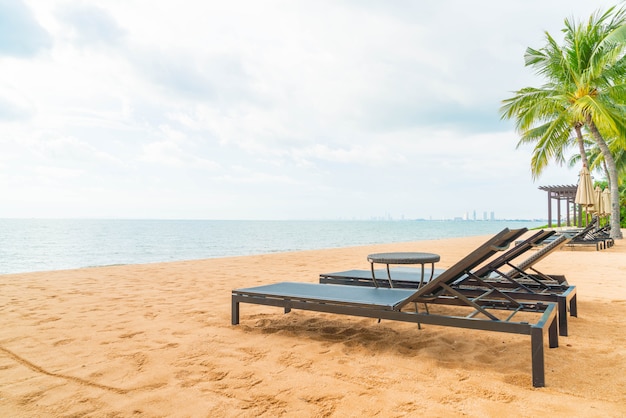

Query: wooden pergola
[538,185,582,227]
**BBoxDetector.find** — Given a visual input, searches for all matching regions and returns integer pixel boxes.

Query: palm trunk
[586,116,623,239]
[574,124,589,167]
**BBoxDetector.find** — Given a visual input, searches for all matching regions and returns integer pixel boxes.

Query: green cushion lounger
[232,228,559,388]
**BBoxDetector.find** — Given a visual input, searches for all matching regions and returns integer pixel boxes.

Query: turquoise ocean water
[0,219,544,275]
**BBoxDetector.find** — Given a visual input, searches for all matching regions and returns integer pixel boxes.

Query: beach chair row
[536,216,615,251]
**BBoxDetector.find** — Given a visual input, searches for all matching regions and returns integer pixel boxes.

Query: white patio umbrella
[602,187,612,216]
[594,185,603,214]
[575,165,595,225]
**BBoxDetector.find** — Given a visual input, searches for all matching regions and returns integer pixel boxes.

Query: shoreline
[1,232,625,416]
[0,219,545,276]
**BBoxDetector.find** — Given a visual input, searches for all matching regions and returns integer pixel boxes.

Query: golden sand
[1,232,625,417]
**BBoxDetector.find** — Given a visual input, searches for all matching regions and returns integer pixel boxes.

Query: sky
[0,0,622,220]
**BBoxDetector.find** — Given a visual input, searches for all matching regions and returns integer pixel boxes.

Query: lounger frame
[232,284,558,388]
[320,230,577,336]
[232,228,559,387]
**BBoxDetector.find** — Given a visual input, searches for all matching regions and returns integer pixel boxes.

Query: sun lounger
[232,228,559,387]
[319,229,546,288]
[534,217,597,248]
[567,222,614,250]
[320,230,577,336]
[456,233,576,336]
[593,226,614,248]
[546,216,613,250]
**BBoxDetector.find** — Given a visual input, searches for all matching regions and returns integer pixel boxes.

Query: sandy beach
[1,231,625,417]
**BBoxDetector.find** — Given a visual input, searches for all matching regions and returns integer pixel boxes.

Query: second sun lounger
[320,230,577,336]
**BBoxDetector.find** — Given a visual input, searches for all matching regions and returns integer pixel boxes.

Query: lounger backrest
[571,216,599,240]
[401,228,527,305]
[505,234,569,278]
[471,230,555,278]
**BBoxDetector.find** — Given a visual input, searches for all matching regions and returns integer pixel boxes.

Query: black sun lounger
[320,229,542,289]
[320,229,577,336]
[547,216,613,251]
[454,232,576,336]
[232,228,559,387]
[567,221,614,250]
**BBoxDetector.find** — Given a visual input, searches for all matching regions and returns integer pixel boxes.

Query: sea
[0,219,544,275]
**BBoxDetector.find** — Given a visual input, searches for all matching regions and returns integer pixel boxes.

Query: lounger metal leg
[570,294,578,317]
[549,318,558,348]
[413,302,421,329]
[557,296,568,337]
[232,296,240,325]
[531,327,545,387]
[369,262,379,288]
[385,264,394,288]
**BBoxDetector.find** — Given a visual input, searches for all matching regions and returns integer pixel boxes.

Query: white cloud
[1,0,617,219]
[57,2,127,47]
[0,0,52,56]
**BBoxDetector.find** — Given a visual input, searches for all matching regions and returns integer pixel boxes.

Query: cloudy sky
[1,0,621,220]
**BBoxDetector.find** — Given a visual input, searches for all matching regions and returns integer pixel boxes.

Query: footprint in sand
[52,338,74,346]
[144,311,158,319]
[34,316,62,325]
[477,388,517,403]
[240,394,288,414]
[278,352,313,370]
[238,346,269,362]
[118,331,144,339]
[300,394,342,416]
[18,389,46,406]
[160,342,179,349]
[127,352,148,371]
[503,373,531,387]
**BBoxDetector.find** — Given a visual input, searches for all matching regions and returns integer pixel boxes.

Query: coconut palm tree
[500,84,589,177]
[501,7,626,238]
[500,26,590,176]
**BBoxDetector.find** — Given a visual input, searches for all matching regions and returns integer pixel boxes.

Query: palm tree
[501,7,626,239]
[500,83,589,176]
